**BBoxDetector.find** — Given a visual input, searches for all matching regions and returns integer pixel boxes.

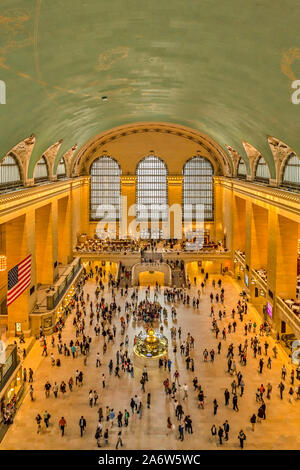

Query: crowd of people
[2,256,299,451]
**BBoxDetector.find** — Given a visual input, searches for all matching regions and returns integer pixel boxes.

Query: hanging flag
[7,254,32,306]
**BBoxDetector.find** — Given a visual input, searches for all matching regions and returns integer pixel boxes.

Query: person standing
[218,426,224,445]
[79,416,87,437]
[223,420,230,441]
[238,430,246,449]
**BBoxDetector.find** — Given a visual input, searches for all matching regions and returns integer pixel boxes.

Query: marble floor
[1,267,299,451]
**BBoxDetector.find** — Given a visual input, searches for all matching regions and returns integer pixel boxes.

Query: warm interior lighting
[0,255,7,271]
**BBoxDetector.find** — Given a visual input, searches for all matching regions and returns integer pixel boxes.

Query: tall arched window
[34,156,49,183]
[56,158,66,179]
[255,156,270,182]
[0,154,22,191]
[136,156,168,220]
[282,153,300,188]
[237,158,247,178]
[183,156,214,221]
[90,156,121,220]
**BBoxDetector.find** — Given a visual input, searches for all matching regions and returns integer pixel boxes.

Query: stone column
[35,202,58,285]
[58,196,72,264]
[121,176,136,238]
[168,176,183,239]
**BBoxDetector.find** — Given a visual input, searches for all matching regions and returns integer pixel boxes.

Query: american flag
[7,255,32,306]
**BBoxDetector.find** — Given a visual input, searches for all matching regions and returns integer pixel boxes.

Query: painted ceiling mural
[0,0,300,176]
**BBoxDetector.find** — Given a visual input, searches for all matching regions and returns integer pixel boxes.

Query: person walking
[147,392,151,408]
[44,410,51,428]
[213,399,218,415]
[59,417,66,436]
[79,416,87,437]
[36,414,42,433]
[224,388,230,406]
[233,393,239,411]
[29,384,34,401]
[278,382,285,399]
[116,430,123,449]
[250,413,256,431]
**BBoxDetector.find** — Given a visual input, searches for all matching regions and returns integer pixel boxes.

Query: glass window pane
[0,154,22,191]
[283,153,300,188]
[34,156,48,182]
[183,156,214,221]
[136,156,168,221]
[255,156,270,182]
[90,156,121,221]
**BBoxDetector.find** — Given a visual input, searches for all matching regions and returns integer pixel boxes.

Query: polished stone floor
[1,265,299,450]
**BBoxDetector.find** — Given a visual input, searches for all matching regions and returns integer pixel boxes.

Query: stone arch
[30,139,63,183]
[242,141,271,182]
[1,134,35,186]
[54,144,78,178]
[71,122,232,178]
[268,136,299,186]
[226,145,249,177]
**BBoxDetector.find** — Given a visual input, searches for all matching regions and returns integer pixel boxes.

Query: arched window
[0,154,22,191]
[34,156,49,183]
[56,158,66,178]
[90,156,121,220]
[255,156,270,182]
[183,156,214,221]
[136,156,168,220]
[237,158,247,178]
[282,153,300,188]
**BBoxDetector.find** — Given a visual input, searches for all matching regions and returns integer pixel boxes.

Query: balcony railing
[0,344,19,394]
[276,296,300,333]
[46,257,82,310]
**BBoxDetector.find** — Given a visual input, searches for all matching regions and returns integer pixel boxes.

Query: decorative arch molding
[30,139,63,183]
[242,141,271,182]
[54,144,78,178]
[1,134,35,187]
[226,145,247,177]
[72,122,233,178]
[268,136,299,186]
[135,153,169,174]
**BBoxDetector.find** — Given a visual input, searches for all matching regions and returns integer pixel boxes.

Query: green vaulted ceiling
[1,0,300,176]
